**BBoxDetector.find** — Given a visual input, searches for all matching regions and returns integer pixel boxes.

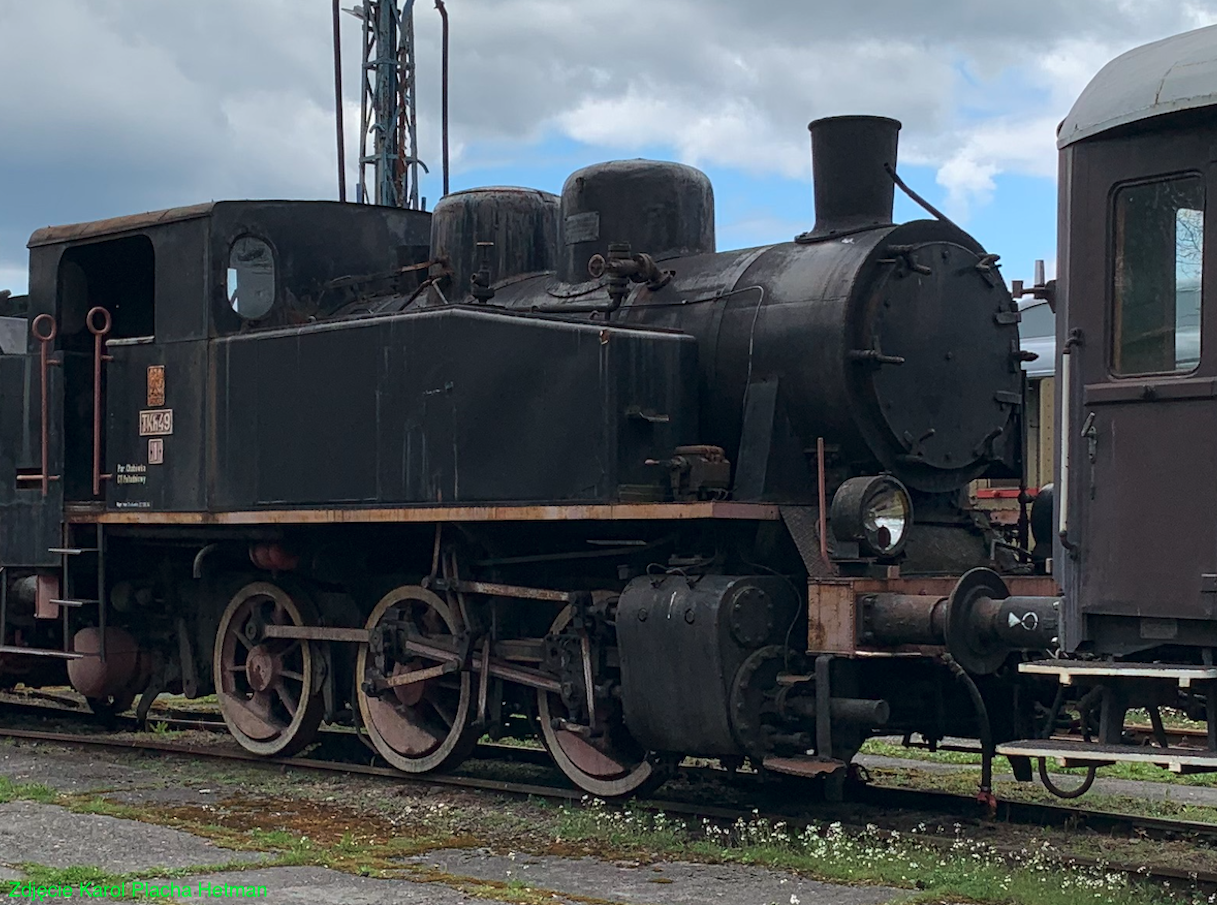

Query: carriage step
[1019,660,1217,689]
[997,739,1217,774]
[49,598,98,608]
[761,756,846,778]
[48,548,98,556]
[0,645,84,660]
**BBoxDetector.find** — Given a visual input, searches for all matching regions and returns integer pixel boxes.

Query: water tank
[557,160,714,284]
[430,187,559,301]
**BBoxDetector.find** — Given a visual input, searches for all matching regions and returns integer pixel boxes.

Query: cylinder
[805,115,900,240]
[865,593,949,646]
[430,187,559,301]
[557,160,715,284]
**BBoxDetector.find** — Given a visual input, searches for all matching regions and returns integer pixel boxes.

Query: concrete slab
[0,742,160,793]
[0,801,263,873]
[412,848,901,905]
[145,866,506,905]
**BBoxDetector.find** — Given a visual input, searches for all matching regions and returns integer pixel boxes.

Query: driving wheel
[537,602,664,797]
[214,581,324,756]
[356,585,478,774]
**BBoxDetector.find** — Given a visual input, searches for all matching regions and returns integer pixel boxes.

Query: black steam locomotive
[0,112,1069,798]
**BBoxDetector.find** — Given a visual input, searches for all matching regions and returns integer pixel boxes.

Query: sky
[2,1,1217,296]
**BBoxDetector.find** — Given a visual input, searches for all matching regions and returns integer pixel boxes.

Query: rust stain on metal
[455,580,573,602]
[261,625,369,643]
[807,580,857,654]
[74,501,783,526]
[147,365,165,407]
[33,574,60,620]
[27,203,215,248]
[762,756,844,778]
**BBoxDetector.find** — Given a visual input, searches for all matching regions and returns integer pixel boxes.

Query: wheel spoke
[275,683,298,719]
[235,632,253,651]
[427,694,456,728]
[249,689,276,722]
[280,669,304,681]
[223,664,247,673]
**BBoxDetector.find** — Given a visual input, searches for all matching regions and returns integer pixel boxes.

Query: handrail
[28,314,58,497]
[86,307,113,496]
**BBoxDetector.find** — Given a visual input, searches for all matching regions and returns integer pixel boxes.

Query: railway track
[3,700,1217,894]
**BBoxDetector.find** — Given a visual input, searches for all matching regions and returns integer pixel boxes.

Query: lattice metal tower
[356,0,426,208]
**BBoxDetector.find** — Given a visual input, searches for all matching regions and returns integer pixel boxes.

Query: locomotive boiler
[0,114,1059,798]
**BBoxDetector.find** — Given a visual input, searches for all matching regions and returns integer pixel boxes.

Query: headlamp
[830,475,913,558]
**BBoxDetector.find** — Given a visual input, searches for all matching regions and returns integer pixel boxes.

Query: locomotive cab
[0,201,431,649]
[16,200,431,515]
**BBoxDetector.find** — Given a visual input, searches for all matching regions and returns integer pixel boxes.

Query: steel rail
[8,694,1217,835]
[7,697,1217,840]
[2,721,1217,892]
[5,697,1217,890]
[1,724,1215,893]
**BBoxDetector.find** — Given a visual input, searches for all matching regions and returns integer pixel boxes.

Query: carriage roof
[1059,23,1217,148]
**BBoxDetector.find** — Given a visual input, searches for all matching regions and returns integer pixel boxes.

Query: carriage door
[1075,153,1217,630]
[56,236,155,505]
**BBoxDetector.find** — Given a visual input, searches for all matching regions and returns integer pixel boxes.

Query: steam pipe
[436,0,450,196]
[940,653,994,801]
[332,0,347,202]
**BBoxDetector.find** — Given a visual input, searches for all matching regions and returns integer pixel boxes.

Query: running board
[0,645,84,660]
[1018,660,1217,689]
[997,739,1217,774]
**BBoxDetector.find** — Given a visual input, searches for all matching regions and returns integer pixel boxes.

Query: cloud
[2,0,1217,265]
[436,0,1217,221]
[0,266,26,297]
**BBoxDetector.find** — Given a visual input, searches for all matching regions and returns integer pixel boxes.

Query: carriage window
[1112,175,1204,375]
[227,236,275,319]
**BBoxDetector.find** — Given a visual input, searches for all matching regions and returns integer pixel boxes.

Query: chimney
[800,115,901,242]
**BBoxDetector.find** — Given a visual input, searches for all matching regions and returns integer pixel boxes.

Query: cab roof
[1059,24,1217,149]
[27,203,216,248]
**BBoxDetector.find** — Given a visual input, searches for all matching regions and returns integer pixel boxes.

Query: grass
[7,741,1217,905]
[146,720,184,738]
[868,761,1217,826]
[554,800,1208,905]
[0,775,57,804]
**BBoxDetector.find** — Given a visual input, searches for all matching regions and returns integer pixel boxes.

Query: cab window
[227,236,276,320]
[1112,174,1203,375]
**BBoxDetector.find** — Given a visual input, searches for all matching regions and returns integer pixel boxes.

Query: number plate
[139,409,174,436]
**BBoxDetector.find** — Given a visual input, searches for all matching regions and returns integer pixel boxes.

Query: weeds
[556,797,1215,905]
[0,775,57,804]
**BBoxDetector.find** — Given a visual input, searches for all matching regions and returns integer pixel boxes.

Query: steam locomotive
[4,21,1215,800]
